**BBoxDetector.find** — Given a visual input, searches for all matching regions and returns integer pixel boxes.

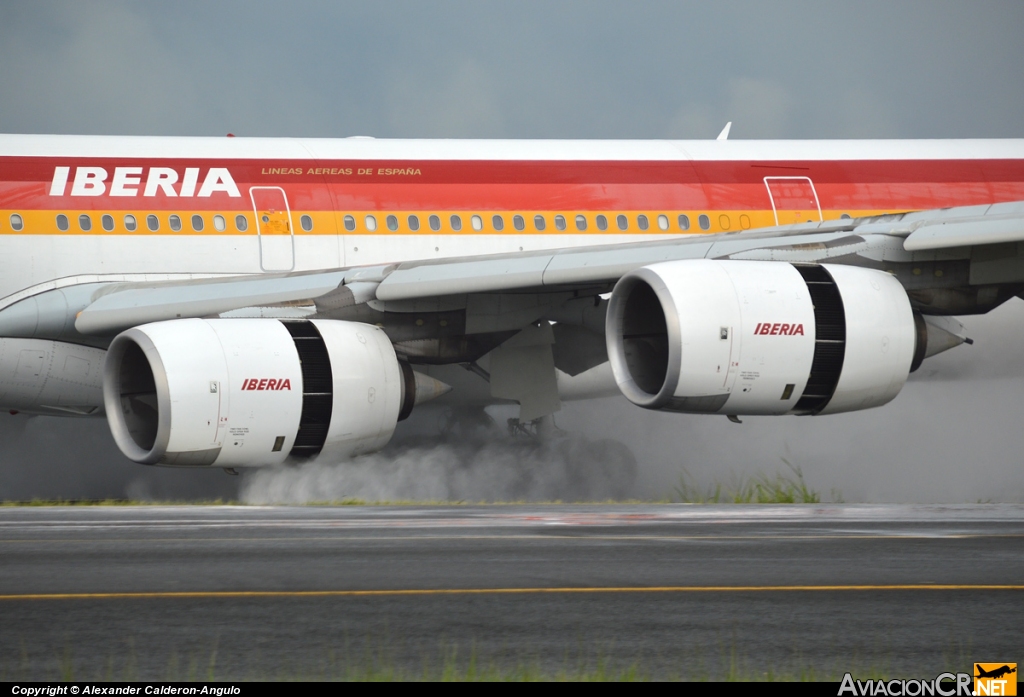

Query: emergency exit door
[250,187,295,271]
[764,177,822,226]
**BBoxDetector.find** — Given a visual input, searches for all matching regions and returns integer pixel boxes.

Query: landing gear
[506,414,566,440]
[387,404,638,500]
[504,413,636,499]
[438,406,497,438]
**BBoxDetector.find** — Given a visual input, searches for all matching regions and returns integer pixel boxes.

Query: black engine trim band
[792,265,846,415]
[281,320,333,457]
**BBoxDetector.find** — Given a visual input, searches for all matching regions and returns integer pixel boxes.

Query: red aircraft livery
[754,323,805,336]
[241,378,293,391]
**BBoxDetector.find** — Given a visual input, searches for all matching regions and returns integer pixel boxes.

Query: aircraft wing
[9,198,1023,465]
[371,202,1024,299]
[2,200,1023,343]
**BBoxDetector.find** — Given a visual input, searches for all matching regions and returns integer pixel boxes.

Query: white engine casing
[103,319,402,467]
[606,259,915,416]
[817,264,915,415]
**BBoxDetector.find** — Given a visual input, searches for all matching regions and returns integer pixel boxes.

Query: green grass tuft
[674,460,823,504]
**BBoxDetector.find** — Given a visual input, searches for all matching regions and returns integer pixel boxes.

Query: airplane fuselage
[2,135,1024,307]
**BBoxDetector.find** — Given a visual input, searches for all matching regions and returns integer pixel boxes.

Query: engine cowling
[606,260,916,416]
[103,319,414,467]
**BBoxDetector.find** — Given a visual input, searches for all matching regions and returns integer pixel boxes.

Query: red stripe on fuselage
[2,157,1024,212]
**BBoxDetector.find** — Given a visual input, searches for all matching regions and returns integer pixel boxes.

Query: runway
[1,504,1021,679]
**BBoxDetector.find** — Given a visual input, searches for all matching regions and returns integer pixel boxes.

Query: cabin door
[764,177,822,226]
[250,186,296,271]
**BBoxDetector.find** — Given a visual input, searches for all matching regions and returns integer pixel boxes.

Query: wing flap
[904,215,1024,251]
[540,241,714,286]
[374,255,552,301]
[75,271,345,335]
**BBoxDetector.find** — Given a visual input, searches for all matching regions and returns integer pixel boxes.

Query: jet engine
[103,318,448,467]
[606,259,918,416]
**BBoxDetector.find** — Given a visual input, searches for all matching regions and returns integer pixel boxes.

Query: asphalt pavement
[1,504,1021,679]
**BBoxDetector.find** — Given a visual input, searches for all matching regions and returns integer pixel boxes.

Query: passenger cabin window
[125,214,138,231]
[235,215,248,231]
[79,214,92,231]
[300,215,313,231]
[492,215,504,231]
[513,215,525,231]
[343,215,355,231]
[429,215,441,231]
[637,214,649,230]
[534,214,546,231]
[471,215,483,231]
[386,215,399,231]
[698,214,710,230]
[408,214,420,231]
[678,214,690,230]
[596,214,608,231]
[365,215,377,231]
[213,215,226,232]
[616,214,628,231]
[554,215,566,231]
[169,215,182,231]
[450,215,462,231]
[147,215,159,231]
[191,215,204,232]
[575,215,587,231]
[10,214,24,231]
[56,214,69,231]
[658,215,669,231]
[102,214,114,231]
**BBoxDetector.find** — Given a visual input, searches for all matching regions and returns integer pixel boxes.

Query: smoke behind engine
[552,297,1024,504]
[242,427,638,504]
[1,298,1022,504]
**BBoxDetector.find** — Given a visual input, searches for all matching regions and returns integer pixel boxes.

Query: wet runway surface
[1,504,1022,679]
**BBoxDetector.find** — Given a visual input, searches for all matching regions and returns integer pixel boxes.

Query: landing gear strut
[506,414,566,440]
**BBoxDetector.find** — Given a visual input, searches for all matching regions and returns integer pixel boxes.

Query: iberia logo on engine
[754,322,805,336]
[241,378,292,391]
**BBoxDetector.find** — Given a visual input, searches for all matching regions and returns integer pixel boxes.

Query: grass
[674,459,825,504]
[0,498,239,507]
[0,460,848,508]
[0,497,779,507]
[11,635,984,682]
[3,642,912,682]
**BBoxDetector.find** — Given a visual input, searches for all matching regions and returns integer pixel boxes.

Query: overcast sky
[1,2,1024,502]
[1,1,1023,140]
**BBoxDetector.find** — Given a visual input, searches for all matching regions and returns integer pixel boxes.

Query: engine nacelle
[606,260,916,416]
[104,319,410,467]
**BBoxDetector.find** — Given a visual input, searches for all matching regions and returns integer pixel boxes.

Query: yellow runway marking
[2,585,1022,601]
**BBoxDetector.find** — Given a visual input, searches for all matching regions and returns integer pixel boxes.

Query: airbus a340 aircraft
[1,133,1022,470]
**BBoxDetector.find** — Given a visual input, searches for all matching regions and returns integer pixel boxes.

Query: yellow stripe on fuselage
[0,209,888,236]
